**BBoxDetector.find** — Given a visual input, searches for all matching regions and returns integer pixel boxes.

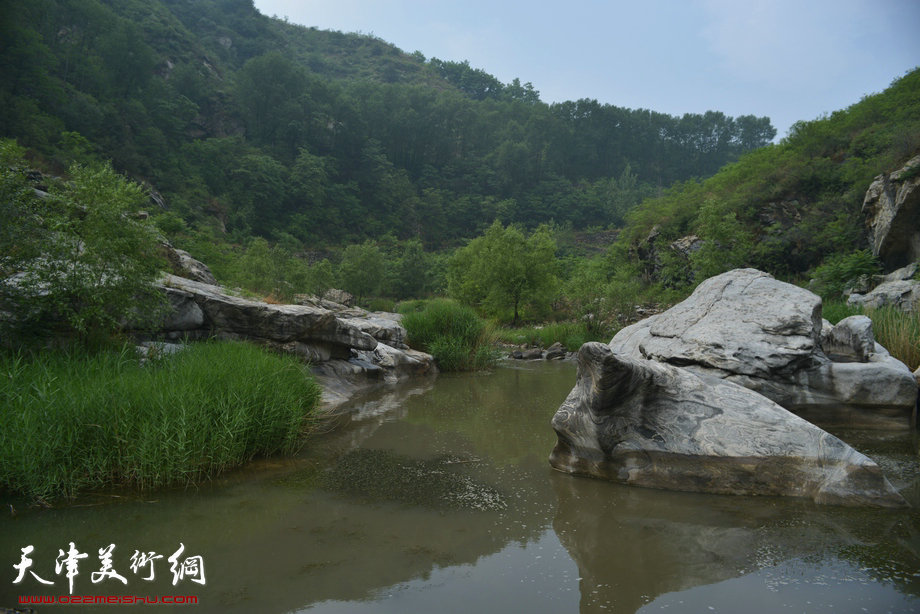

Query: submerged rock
[549,343,907,507]
[322,449,505,511]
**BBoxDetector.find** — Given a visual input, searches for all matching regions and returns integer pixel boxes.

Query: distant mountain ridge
[1,0,774,247]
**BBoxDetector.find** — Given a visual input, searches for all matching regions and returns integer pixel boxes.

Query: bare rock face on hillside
[549,342,906,507]
[161,242,219,285]
[610,268,917,429]
[863,154,920,270]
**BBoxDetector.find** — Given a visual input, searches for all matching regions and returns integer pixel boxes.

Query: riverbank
[0,341,321,502]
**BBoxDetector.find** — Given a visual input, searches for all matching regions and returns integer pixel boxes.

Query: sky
[252,0,920,140]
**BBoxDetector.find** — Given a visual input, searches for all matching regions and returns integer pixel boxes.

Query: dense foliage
[448,221,558,324]
[400,299,496,371]
[0,139,166,347]
[0,341,321,501]
[609,68,920,295]
[0,0,774,251]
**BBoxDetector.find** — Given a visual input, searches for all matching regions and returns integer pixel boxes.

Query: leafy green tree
[448,221,558,324]
[235,51,308,151]
[391,238,432,300]
[338,240,386,302]
[227,152,287,237]
[690,198,755,280]
[0,139,165,346]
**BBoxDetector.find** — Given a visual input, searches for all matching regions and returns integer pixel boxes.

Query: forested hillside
[608,67,920,294]
[0,0,774,250]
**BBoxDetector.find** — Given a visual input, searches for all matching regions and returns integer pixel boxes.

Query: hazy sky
[252,0,920,139]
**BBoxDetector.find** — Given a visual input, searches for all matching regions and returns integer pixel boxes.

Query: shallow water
[2,360,920,613]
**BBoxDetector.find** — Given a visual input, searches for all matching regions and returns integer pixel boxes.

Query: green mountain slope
[0,0,774,249]
[611,67,920,290]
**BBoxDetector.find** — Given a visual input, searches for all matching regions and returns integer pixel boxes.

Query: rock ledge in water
[549,342,907,507]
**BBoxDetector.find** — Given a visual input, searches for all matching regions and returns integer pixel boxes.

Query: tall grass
[0,341,321,501]
[822,300,920,370]
[399,299,497,371]
[866,306,920,371]
[495,321,608,351]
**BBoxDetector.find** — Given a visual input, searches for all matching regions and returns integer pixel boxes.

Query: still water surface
[2,360,920,613]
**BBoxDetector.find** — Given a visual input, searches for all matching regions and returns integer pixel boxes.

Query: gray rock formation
[820,315,874,362]
[545,342,566,360]
[862,154,920,270]
[847,277,920,311]
[669,234,704,258]
[323,288,355,307]
[161,243,219,285]
[611,269,917,428]
[549,342,907,507]
[155,275,435,409]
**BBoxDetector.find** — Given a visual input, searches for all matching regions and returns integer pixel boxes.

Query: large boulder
[847,278,920,311]
[611,269,917,428]
[155,275,436,409]
[549,342,906,507]
[161,274,377,352]
[862,155,920,270]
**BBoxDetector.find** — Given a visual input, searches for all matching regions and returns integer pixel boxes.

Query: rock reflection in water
[552,467,920,613]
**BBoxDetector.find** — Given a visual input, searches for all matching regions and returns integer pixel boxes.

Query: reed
[400,299,497,371]
[822,300,920,370]
[0,341,321,501]
[496,321,606,352]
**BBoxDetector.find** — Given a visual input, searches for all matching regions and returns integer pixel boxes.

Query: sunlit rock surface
[610,268,917,428]
[549,342,907,507]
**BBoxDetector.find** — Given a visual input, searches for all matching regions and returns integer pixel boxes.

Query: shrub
[809,250,881,300]
[400,299,497,371]
[0,140,166,347]
[0,341,321,501]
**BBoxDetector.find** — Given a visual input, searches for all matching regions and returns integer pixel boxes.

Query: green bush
[0,341,321,501]
[400,299,497,371]
[810,250,881,299]
[1,140,167,347]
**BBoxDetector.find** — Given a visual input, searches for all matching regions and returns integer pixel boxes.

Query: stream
[2,360,920,613]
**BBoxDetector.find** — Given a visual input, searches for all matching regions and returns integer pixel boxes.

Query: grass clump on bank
[0,341,321,502]
[399,299,497,371]
[822,300,920,370]
[495,321,608,352]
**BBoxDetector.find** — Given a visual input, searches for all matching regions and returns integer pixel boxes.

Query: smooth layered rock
[615,269,822,378]
[155,274,436,410]
[161,274,378,351]
[161,243,219,285]
[549,342,906,507]
[847,278,920,311]
[611,268,917,428]
[821,315,874,362]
